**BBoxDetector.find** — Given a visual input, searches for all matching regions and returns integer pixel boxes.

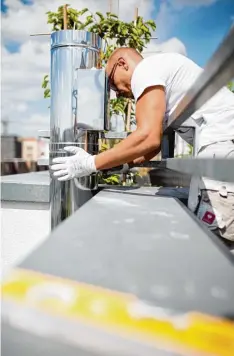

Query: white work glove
[51,146,97,181]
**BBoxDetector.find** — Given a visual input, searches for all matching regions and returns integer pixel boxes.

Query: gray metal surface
[102,186,189,199]
[106,155,234,183]
[131,158,234,183]
[37,158,49,166]
[20,188,234,317]
[50,30,100,143]
[76,69,107,130]
[166,26,234,130]
[0,170,190,204]
[50,30,102,229]
[1,171,50,203]
[2,316,179,356]
[1,322,100,356]
[38,130,50,139]
[165,157,234,182]
[103,131,128,139]
[38,131,131,140]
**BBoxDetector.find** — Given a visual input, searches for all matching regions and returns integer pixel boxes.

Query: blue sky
[154,0,234,66]
[1,0,33,11]
[1,0,234,136]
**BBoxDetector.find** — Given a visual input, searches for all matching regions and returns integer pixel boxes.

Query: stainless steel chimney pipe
[50,30,103,229]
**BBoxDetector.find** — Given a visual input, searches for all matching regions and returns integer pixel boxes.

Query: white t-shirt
[131,52,234,150]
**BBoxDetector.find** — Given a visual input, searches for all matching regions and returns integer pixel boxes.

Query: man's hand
[50,146,97,181]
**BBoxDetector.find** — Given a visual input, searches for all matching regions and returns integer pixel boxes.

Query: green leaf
[96,11,104,20]
[110,176,120,183]
[146,19,156,26]
[69,9,78,15]
[227,81,234,92]
[132,27,139,35]
[101,143,109,151]
[109,13,118,18]
[137,16,143,26]
[44,88,51,98]
[145,20,156,31]
[80,8,89,15]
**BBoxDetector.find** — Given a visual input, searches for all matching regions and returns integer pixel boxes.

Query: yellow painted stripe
[1,267,234,356]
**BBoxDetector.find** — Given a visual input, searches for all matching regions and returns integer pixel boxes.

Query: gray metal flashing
[37,158,49,166]
[37,130,50,138]
[1,171,50,203]
[132,158,234,183]
[20,187,234,317]
[1,317,178,356]
[0,171,190,204]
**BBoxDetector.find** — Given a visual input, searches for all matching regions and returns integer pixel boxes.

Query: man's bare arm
[132,148,161,165]
[94,86,166,170]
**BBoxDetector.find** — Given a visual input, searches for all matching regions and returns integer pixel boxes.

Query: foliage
[188,143,193,155]
[227,81,234,92]
[42,75,50,98]
[110,97,127,116]
[46,6,90,31]
[99,173,121,185]
[175,143,193,158]
[46,5,156,57]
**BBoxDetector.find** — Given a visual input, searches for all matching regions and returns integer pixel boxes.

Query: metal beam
[103,131,128,139]
[130,158,234,183]
[166,26,234,130]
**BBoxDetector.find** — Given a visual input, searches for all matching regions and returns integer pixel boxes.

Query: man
[51,48,234,242]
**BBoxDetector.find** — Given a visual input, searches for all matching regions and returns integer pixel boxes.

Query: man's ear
[117,57,128,70]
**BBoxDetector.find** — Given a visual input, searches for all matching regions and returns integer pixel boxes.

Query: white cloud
[16,103,28,113]
[173,0,218,7]
[26,113,50,130]
[143,37,187,57]
[159,37,187,55]
[1,39,50,116]
[1,0,186,136]
[8,113,50,137]
[154,1,177,41]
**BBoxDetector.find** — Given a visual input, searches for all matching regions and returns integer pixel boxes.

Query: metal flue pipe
[50,30,103,229]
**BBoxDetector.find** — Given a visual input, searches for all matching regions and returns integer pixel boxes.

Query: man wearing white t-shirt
[51,48,234,243]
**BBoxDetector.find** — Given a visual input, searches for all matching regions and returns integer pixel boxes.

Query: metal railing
[159,26,234,182]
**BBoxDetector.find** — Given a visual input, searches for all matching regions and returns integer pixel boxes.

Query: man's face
[106,58,134,99]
